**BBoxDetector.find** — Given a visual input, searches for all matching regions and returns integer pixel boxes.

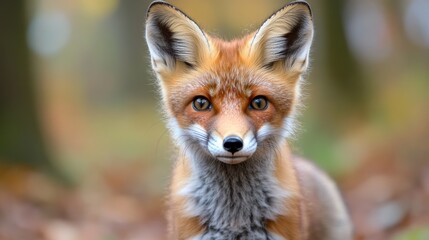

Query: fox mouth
[216,155,249,164]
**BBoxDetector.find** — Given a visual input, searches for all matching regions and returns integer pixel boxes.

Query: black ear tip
[287,1,313,18]
[146,1,174,18]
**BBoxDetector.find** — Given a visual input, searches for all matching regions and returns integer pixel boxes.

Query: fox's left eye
[192,96,212,111]
[249,96,268,110]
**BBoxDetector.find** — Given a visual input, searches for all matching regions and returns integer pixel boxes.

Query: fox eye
[192,96,211,111]
[250,96,268,110]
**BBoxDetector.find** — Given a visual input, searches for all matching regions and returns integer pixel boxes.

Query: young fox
[145,1,352,239]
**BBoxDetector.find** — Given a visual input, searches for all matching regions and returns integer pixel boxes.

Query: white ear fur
[145,1,210,73]
[249,1,314,72]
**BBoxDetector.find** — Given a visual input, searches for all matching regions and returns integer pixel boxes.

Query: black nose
[223,136,243,154]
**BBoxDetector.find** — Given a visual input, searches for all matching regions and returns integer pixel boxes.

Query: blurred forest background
[0,0,428,239]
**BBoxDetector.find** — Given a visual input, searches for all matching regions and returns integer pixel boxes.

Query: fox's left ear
[248,1,313,73]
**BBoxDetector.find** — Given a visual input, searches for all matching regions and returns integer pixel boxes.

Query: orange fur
[146,1,352,239]
[266,143,307,239]
[169,157,205,239]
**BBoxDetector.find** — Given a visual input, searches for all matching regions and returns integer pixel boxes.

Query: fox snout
[205,128,257,164]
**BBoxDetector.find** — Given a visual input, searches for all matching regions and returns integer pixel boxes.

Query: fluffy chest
[179,159,289,239]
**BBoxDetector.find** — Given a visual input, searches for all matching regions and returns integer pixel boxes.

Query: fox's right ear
[145,1,210,74]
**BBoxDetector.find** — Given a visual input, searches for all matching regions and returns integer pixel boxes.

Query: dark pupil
[253,98,265,109]
[196,98,207,109]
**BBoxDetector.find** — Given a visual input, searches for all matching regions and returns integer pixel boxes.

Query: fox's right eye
[192,96,212,111]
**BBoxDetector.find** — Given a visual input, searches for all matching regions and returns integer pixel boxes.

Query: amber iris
[192,96,211,111]
[250,96,268,110]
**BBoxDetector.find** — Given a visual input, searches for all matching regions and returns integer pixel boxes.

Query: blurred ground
[0,164,166,240]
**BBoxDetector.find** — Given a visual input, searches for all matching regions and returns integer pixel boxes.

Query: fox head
[145,1,313,164]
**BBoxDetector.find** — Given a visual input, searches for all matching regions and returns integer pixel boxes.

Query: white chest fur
[178,156,289,239]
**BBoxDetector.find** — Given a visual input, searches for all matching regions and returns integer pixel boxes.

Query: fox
[145,1,353,239]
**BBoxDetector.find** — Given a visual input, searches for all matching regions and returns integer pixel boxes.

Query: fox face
[146,1,313,164]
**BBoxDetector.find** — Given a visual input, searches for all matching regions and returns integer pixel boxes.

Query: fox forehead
[167,37,259,92]
[165,37,298,108]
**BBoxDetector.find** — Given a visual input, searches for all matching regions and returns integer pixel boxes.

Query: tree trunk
[0,1,62,179]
